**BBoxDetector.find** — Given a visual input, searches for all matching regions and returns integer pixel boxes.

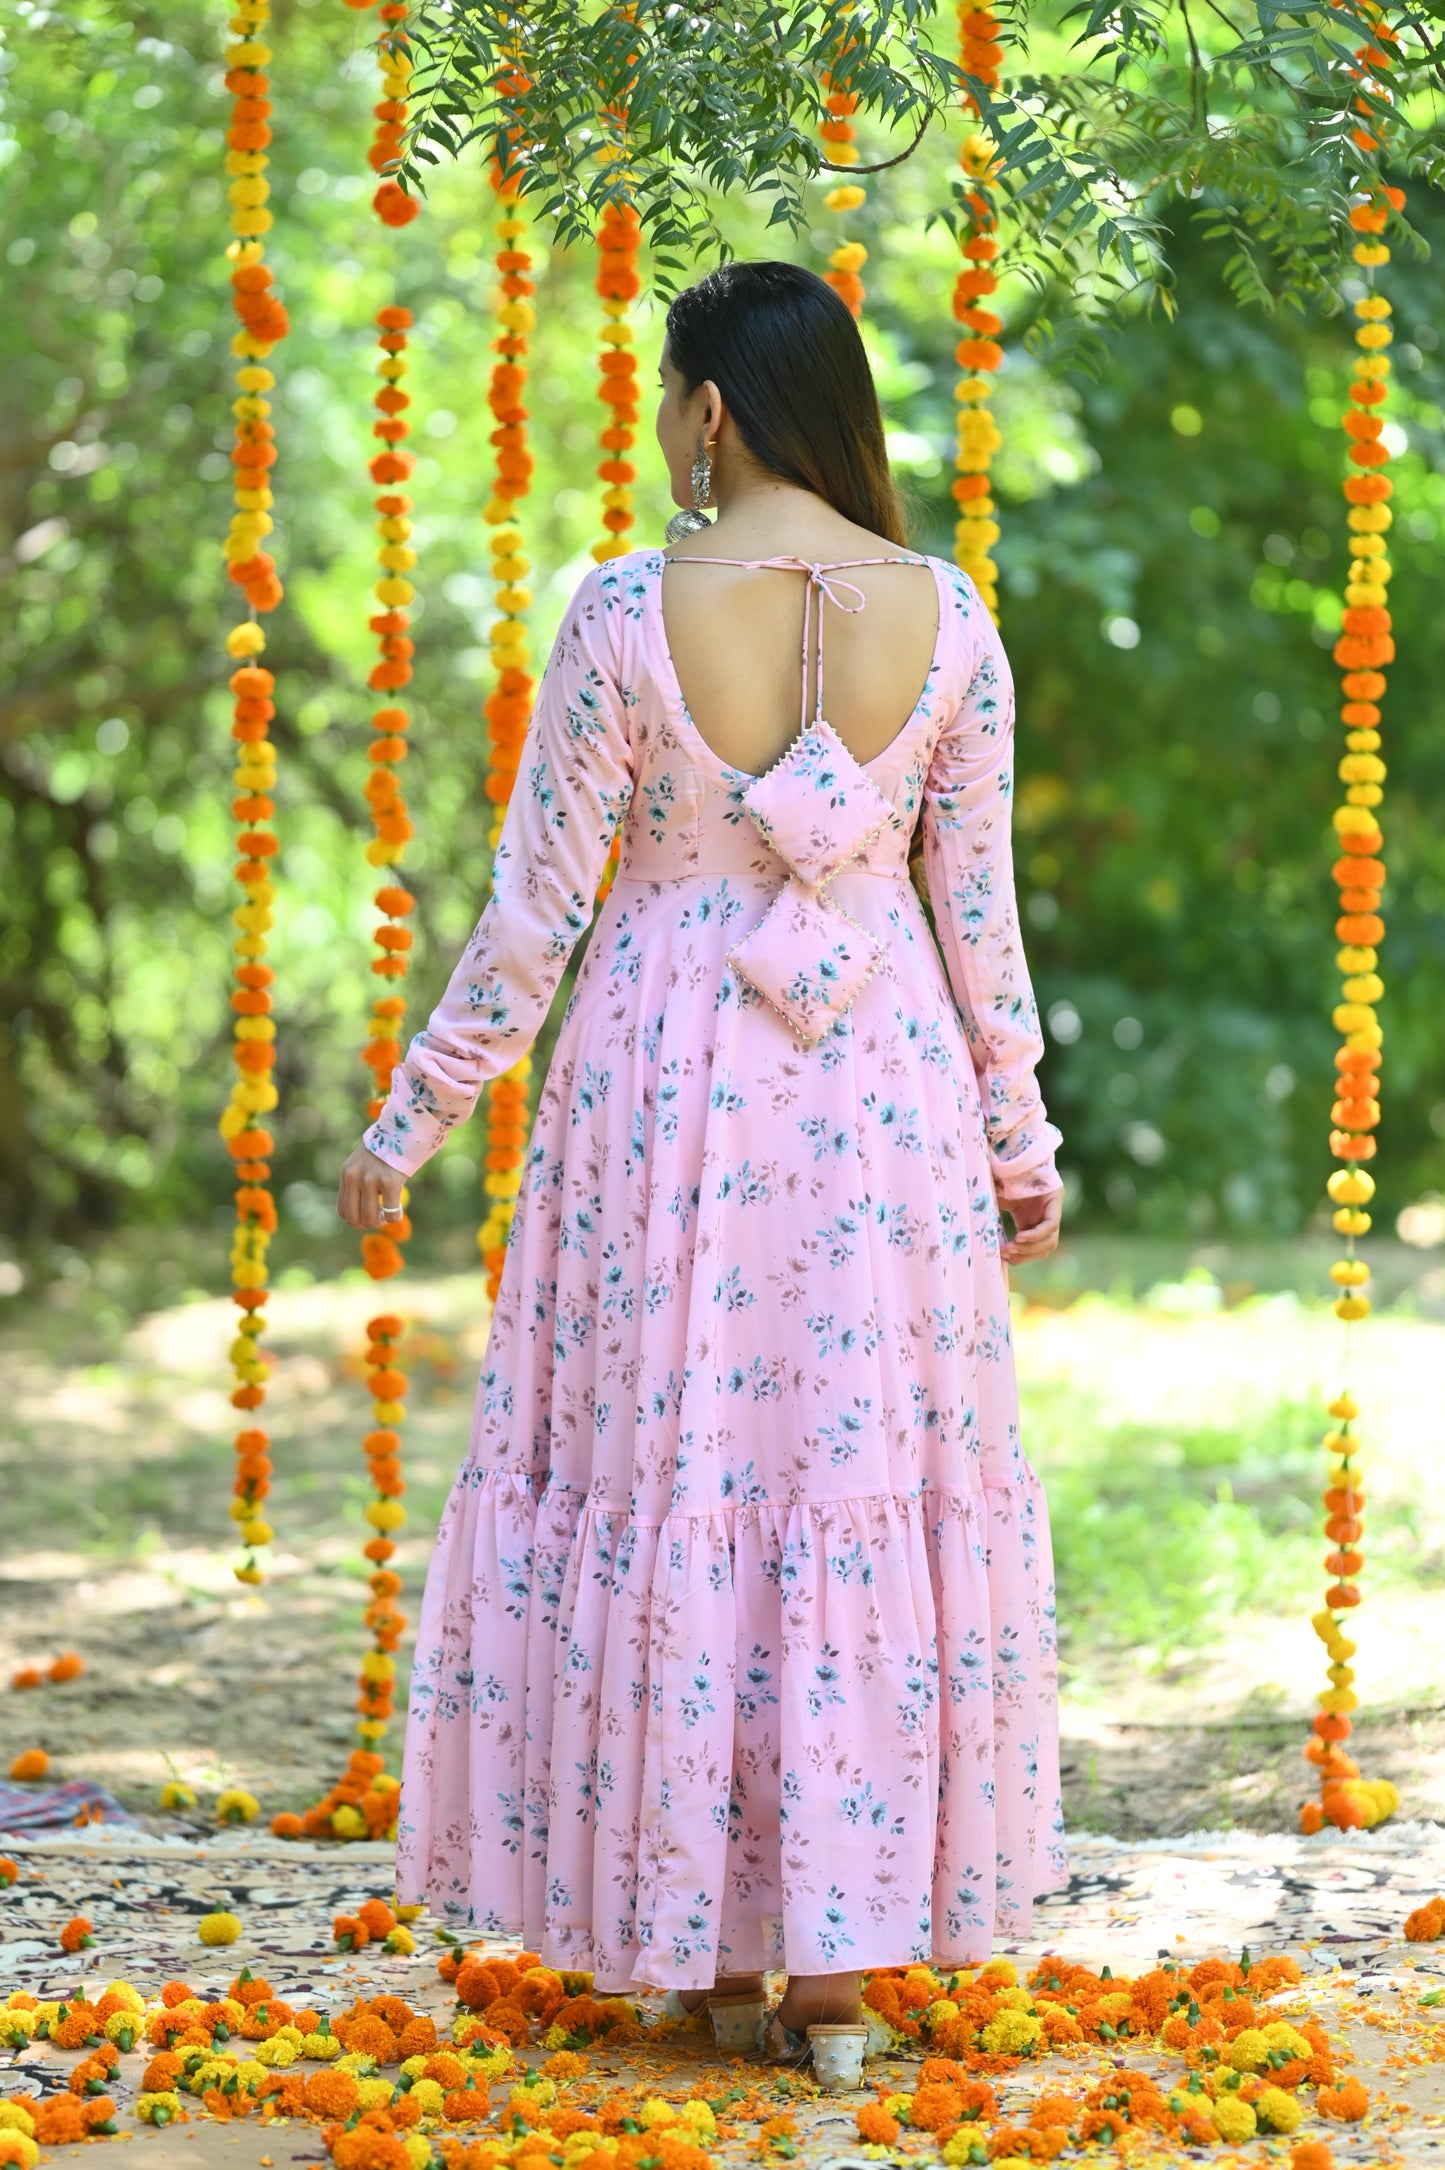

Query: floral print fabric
[364,547,1067,1991]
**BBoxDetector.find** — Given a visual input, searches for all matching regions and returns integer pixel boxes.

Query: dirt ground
[0,1240,1441,1839]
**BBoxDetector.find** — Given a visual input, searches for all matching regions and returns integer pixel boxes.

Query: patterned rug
[1,1823,1442,2165]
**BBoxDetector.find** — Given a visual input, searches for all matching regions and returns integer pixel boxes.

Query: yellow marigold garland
[476,96,539,1301]
[819,7,866,318]
[216,0,290,1587]
[952,7,1005,623]
[280,0,420,1835]
[1298,1,1404,1838]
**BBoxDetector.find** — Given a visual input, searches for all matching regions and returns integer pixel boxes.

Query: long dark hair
[664,261,908,546]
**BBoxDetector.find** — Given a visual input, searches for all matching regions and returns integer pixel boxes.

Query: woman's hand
[999,1185,1063,1266]
[337,1143,406,1231]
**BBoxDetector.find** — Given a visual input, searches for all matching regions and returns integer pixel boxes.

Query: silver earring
[664,435,716,544]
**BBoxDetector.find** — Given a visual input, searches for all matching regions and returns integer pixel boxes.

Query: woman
[339,260,1066,2069]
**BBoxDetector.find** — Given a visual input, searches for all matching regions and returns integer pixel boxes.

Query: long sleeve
[922,583,1064,1203]
[362,564,635,1177]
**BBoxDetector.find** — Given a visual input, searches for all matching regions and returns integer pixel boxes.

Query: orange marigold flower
[455,1956,519,2009]
[357,1897,398,1939]
[1289,2143,1336,2170]
[337,2013,399,2064]
[59,1915,94,1952]
[31,2097,89,2145]
[143,2052,185,2092]
[54,2006,105,2049]
[305,2070,361,2120]
[335,1914,372,1951]
[908,2083,963,2134]
[1404,1895,1445,1941]
[48,1652,84,1682]
[855,2105,899,2146]
[1317,2079,1369,2121]
[10,1667,43,1691]
[9,1749,48,1782]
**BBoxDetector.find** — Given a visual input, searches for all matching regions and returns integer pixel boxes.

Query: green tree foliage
[403,0,1445,306]
[0,0,1441,1262]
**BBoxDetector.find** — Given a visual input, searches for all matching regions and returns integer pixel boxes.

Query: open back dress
[363,544,1068,1991]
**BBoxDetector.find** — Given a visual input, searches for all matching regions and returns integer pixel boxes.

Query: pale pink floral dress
[364,546,1067,1991]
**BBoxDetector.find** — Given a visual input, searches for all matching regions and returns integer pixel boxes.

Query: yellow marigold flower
[1261,2021,1312,2059]
[159,1781,197,1810]
[254,2037,297,2067]
[513,2077,557,2108]
[1227,2028,1270,2073]
[408,2078,445,2115]
[562,2138,607,2162]
[394,1897,423,1920]
[1211,2095,1258,2143]
[678,2102,717,2142]
[214,1790,259,1826]
[226,623,266,659]
[1254,2087,1304,2133]
[136,2093,183,2128]
[357,2078,394,2111]
[399,2058,427,2081]
[941,2140,981,2168]
[979,2009,1043,2056]
[198,1911,244,1946]
[993,1985,1036,2012]
[365,1499,407,1531]
[977,1958,1018,1986]
[331,1804,368,1840]
[0,2107,35,2138]
[0,2014,35,2046]
[301,2032,342,2060]
[0,2133,39,2169]
[638,2099,675,2128]
[881,2094,913,2122]
[336,2053,379,2077]
[384,1925,417,1955]
[402,2138,431,2170]
[921,1997,958,2032]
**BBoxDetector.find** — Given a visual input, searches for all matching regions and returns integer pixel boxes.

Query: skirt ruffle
[397,1463,1065,1991]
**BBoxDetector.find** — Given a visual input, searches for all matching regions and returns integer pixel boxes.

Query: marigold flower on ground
[136,2092,184,2127]
[160,1780,198,1810]
[1210,2094,1258,2143]
[58,1916,94,1953]
[48,1652,84,1682]
[199,1911,244,1945]
[1404,1894,1445,1940]
[9,1750,47,1782]
[1290,2142,1336,2170]
[855,2104,900,2146]
[0,1861,17,1888]
[1317,2078,1369,2120]
[0,2132,38,2170]
[216,1788,260,1824]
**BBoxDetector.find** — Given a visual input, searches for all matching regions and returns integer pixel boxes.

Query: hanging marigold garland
[1299,0,1405,1838]
[818,7,867,319]
[217,0,290,1587]
[951,7,1006,624]
[587,186,641,914]
[477,116,540,1303]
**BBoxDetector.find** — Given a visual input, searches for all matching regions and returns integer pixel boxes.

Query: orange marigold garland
[587,194,640,912]
[952,7,1006,623]
[477,125,539,1300]
[1299,1,1404,1840]
[818,6,867,318]
[217,0,290,1587]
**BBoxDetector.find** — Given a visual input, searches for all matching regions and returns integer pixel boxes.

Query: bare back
[660,539,941,778]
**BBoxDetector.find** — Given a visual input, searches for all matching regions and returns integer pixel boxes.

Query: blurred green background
[3,0,1443,1281]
